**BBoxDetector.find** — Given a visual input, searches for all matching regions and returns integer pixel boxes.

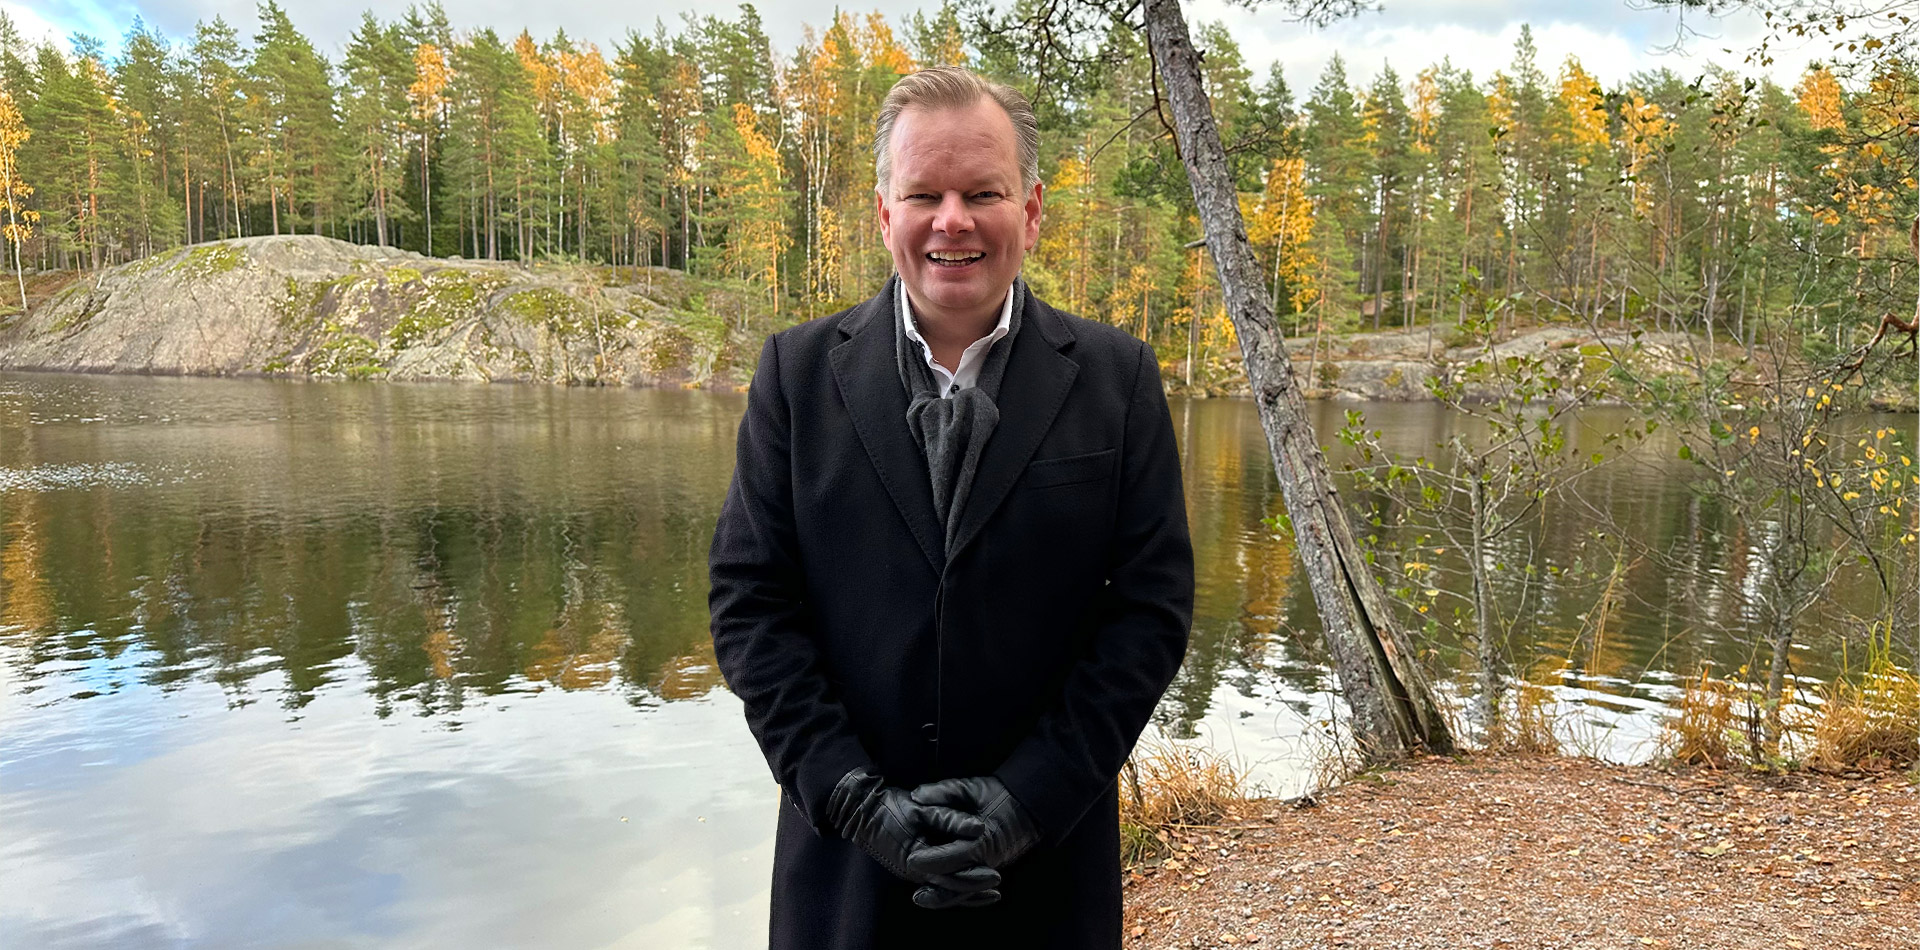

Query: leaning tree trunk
[1142,0,1453,759]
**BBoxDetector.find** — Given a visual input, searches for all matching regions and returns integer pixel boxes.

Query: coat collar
[830,276,1079,573]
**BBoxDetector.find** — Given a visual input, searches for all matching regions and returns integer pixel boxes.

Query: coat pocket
[1021,448,1117,489]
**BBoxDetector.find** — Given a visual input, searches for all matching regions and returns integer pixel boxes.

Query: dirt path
[1121,755,1919,950]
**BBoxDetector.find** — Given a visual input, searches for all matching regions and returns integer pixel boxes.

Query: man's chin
[909,273,1008,320]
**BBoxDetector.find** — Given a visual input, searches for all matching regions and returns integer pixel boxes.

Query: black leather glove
[826,766,1001,904]
[905,775,1042,889]
[912,880,1002,910]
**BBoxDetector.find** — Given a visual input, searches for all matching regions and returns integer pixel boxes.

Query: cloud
[34,0,938,58]
[1187,0,1824,95]
[2,2,83,48]
[26,0,1826,97]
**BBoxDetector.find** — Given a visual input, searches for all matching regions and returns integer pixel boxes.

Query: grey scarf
[894,276,1025,553]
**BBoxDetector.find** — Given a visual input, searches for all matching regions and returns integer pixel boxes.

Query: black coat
[709,279,1194,950]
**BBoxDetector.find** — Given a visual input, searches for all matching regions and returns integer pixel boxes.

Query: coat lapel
[830,278,946,573]
[946,291,1079,563]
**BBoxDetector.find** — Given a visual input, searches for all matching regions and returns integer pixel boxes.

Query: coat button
[921,722,938,744]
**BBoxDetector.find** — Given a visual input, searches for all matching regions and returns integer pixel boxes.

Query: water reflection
[0,376,737,717]
[0,372,1912,947]
[1162,398,1912,765]
[1,376,1909,730]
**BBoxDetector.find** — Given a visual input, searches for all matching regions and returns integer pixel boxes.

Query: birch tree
[0,87,33,309]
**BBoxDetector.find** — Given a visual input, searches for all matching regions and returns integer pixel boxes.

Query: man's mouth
[926,251,985,268]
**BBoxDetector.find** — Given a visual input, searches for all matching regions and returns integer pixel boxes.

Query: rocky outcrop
[1296,326,1682,404]
[1184,326,1730,405]
[0,236,745,386]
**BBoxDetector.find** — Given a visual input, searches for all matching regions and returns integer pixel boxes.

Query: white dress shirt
[898,281,1015,400]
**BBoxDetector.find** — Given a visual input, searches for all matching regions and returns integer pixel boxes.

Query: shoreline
[4,360,1913,413]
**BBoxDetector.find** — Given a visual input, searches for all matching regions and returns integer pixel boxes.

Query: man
[709,66,1194,950]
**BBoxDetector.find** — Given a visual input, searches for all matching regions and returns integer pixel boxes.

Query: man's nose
[931,192,974,234]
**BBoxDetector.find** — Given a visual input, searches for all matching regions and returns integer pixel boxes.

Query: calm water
[1,372,1910,948]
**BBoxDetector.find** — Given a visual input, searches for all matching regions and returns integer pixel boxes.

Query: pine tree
[182,18,248,241]
[1361,65,1409,329]
[1303,54,1366,331]
[247,1,340,236]
[23,39,129,270]
[444,29,541,260]
[1429,61,1502,325]
[906,1,968,68]
[0,13,33,101]
[113,19,182,257]
[608,29,665,269]
[341,13,414,247]
[1498,25,1553,312]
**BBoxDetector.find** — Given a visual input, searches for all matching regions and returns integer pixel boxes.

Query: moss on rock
[502,287,582,326]
[169,243,246,279]
[309,322,384,379]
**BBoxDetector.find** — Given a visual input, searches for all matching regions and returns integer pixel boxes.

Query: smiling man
[709,66,1194,950]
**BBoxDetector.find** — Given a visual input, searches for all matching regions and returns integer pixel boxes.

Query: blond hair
[873,66,1040,194]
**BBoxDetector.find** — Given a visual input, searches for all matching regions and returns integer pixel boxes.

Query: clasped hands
[827,767,1041,910]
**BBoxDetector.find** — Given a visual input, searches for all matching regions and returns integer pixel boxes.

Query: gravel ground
[1121,755,1920,950]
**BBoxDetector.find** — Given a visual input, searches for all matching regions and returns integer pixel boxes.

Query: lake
[1,371,1909,947]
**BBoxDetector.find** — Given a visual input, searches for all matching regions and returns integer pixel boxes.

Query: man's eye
[905,193,936,201]
[972,192,1003,201]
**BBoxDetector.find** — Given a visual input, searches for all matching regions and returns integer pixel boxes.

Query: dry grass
[1655,630,1919,774]
[1807,637,1920,772]
[1484,683,1563,755]
[1118,740,1252,866]
[1658,668,1740,768]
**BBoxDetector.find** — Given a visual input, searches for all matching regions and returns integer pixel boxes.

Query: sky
[3,0,1830,94]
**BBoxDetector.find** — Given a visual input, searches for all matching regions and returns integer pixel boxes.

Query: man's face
[877,96,1043,328]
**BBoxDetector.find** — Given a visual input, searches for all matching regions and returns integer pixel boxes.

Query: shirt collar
[898,280,1015,350]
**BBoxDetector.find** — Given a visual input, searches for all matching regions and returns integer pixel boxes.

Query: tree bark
[1142,0,1454,760]
[1468,464,1502,740]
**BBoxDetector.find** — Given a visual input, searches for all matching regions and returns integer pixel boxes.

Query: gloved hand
[912,879,1002,910]
[826,766,1001,905]
[905,775,1042,900]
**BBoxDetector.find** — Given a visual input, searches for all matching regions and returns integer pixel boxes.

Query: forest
[0,1,1913,386]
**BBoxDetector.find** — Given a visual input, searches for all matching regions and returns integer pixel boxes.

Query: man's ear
[1023,182,1044,252]
[876,188,891,246]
